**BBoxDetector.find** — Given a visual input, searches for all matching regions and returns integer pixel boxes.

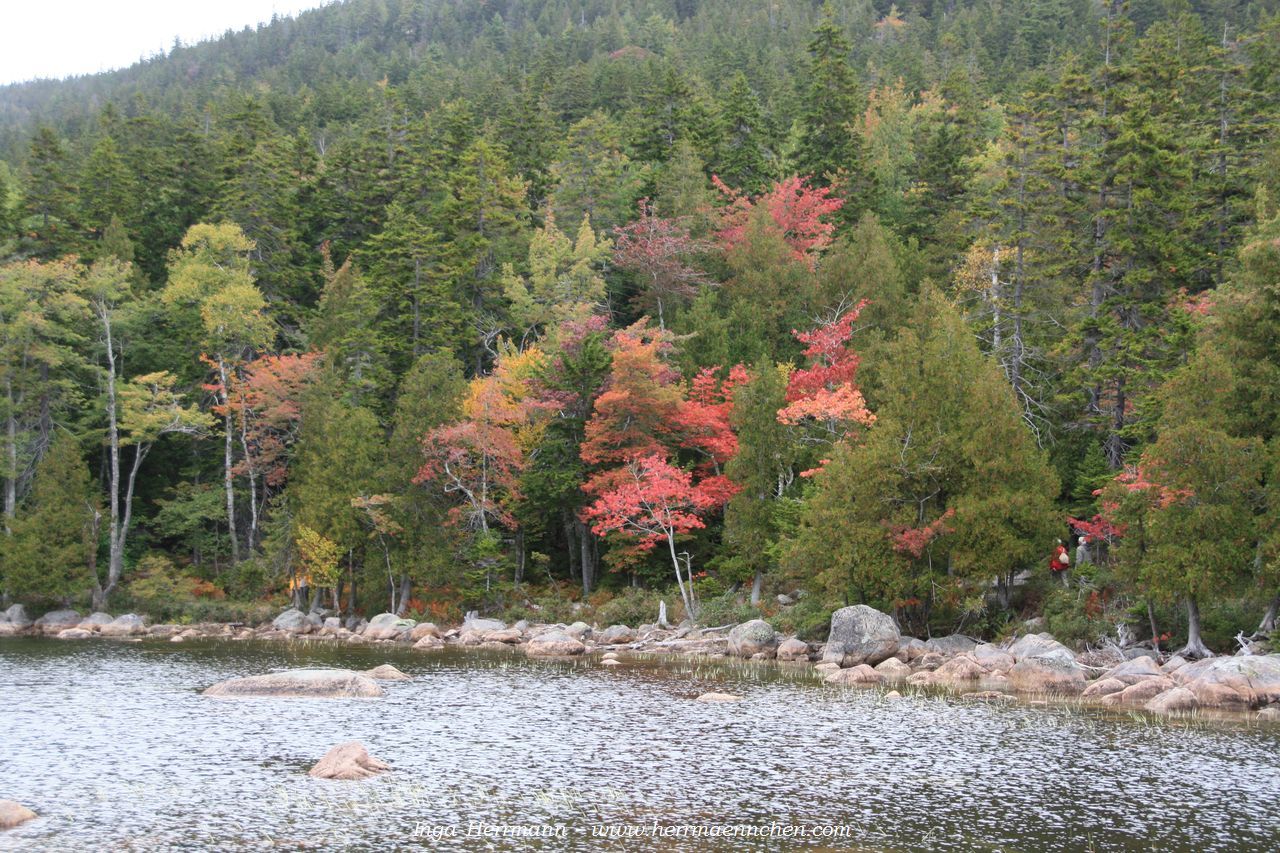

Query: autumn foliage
[714,175,844,268]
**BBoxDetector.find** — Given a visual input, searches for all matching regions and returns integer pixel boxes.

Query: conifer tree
[4,433,99,605]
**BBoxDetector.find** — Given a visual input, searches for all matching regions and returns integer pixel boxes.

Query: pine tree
[4,434,99,605]
[714,72,773,193]
[724,360,796,604]
[793,4,866,192]
[22,126,81,258]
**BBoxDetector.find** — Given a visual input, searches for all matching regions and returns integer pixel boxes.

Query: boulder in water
[409,622,442,642]
[727,620,778,658]
[34,609,81,635]
[1171,655,1280,709]
[822,605,900,667]
[483,628,523,644]
[56,628,94,640]
[1008,653,1087,694]
[362,613,416,641]
[598,624,636,645]
[525,630,585,657]
[364,664,410,681]
[695,692,742,702]
[204,668,385,698]
[462,616,506,634]
[99,614,147,637]
[79,612,115,631]
[308,741,390,780]
[874,657,912,679]
[272,609,310,633]
[776,638,810,662]
[1145,686,1199,714]
[0,800,37,829]
[565,621,593,640]
[825,664,883,686]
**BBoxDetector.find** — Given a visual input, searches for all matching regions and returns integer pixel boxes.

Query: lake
[1,637,1278,851]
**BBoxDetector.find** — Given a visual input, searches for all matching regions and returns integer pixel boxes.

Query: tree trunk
[578,518,595,597]
[1147,600,1161,655]
[1178,596,1213,658]
[4,377,15,535]
[1258,594,1279,635]
[395,576,412,617]
[219,360,239,563]
[750,570,763,607]
[665,530,695,622]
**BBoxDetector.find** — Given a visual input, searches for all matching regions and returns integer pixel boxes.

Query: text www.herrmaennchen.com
[411,821,860,841]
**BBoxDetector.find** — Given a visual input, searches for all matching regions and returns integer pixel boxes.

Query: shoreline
[4,605,1280,725]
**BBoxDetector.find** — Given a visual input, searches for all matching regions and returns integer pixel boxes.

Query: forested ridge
[2,0,1280,655]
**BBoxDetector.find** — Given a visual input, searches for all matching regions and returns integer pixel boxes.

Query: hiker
[1076,535,1092,567]
[1050,539,1070,587]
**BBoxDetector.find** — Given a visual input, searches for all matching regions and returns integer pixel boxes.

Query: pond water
[1,637,1278,851]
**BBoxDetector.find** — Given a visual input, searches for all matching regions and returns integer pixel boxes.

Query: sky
[0,0,333,86]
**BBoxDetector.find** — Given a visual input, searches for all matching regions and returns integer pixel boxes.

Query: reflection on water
[0,638,1277,851]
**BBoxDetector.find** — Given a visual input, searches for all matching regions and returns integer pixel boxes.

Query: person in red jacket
[1049,540,1070,587]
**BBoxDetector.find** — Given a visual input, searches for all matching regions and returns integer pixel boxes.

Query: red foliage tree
[583,453,720,618]
[580,320,684,481]
[714,175,843,268]
[777,304,875,446]
[416,372,529,534]
[612,199,709,328]
[214,351,321,549]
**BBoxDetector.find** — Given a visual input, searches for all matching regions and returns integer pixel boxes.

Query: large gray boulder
[34,609,81,634]
[363,613,416,641]
[925,635,977,656]
[598,624,636,645]
[79,612,115,631]
[525,630,585,657]
[1104,655,1164,685]
[462,615,506,633]
[822,605,900,667]
[203,668,385,698]
[308,741,391,780]
[272,609,310,633]
[99,613,147,637]
[1007,632,1072,661]
[4,604,31,628]
[565,621,593,640]
[1009,653,1087,694]
[728,620,778,658]
[776,637,811,662]
[1171,655,1280,709]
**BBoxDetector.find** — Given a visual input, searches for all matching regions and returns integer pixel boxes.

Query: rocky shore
[3,601,1278,721]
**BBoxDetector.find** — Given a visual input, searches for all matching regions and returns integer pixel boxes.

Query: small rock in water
[695,692,742,703]
[601,652,619,661]
[601,659,622,666]
[0,800,37,829]
[308,741,391,780]
[364,664,410,681]
[884,690,902,700]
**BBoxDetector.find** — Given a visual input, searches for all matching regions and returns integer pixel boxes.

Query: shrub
[768,596,833,641]
[695,591,758,627]
[595,586,671,627]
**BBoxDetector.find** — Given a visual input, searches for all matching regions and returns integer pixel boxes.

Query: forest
[1,0,1279,657]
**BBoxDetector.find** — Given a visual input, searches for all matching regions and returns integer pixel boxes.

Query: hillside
[1,0,1279,654]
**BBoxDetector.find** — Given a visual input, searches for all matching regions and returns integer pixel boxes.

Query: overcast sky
[1,1,333,86]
